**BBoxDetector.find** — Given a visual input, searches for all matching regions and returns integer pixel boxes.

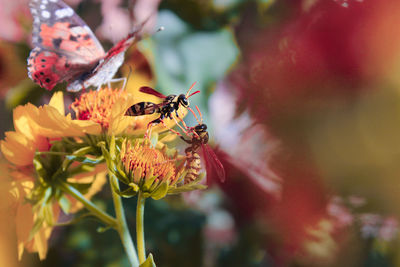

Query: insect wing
[29,0,105,61]
[202,144,226,183]
[139,86,167,99]
[28,0,106,90]
[83,25,147,92]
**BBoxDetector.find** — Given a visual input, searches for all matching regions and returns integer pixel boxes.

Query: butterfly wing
[28,0,105,90]
[201,144,226,183]
[72,25,146,92]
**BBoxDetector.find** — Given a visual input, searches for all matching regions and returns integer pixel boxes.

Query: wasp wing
[202,144,226,183]
[139,86,167,98]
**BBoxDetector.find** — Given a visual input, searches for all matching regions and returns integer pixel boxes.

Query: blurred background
[2,0,400,266]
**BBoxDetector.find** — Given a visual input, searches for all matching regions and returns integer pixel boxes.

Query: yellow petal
[48,91,65,115]
[1,132,35,166]
[13,104,39,141]
[15,203,34,260]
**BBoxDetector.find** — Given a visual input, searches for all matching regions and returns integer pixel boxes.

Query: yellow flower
[70,87,187,136]
[6,163,107,260]
[0,91,109,260]
[1,92,101,166]
[8,169,58,260]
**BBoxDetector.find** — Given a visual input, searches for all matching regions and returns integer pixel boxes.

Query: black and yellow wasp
[125,83,199,130]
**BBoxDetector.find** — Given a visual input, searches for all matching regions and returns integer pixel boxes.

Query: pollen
[121,140,176,184]
[70,88,128,129]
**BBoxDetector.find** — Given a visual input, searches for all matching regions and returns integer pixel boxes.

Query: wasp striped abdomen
[125,102,159,116]
[184,149,202,184]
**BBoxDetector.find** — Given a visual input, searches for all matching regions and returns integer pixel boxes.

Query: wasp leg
[143,116,163,140]
[107,77,127,90]
[179,136,192,144]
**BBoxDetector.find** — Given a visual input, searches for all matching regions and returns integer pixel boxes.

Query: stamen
[70,88,128,129]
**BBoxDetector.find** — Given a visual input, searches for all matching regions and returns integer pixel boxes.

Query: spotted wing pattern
[27,0,143,91]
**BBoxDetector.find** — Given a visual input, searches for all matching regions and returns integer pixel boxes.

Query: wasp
[171,106,226,184]
[125,83,200,136]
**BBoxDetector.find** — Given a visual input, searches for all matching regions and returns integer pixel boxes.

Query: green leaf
[115,164,130,184]
[167,184,207,194]
[33,156,47,181]
[139,253,156,267]
[110,179,138,198]
[143,176,157,191]
[65,155,103,165]
[99,142,114,170]
[151,182,169,200]
[58,195,71,214]
[43,204,55,225]
[67,182,92,194]
[73,146,94,156]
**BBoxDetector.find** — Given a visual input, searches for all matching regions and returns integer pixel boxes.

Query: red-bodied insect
[27,0,145,91]
[171,106,226,184]
[124,83,200,136]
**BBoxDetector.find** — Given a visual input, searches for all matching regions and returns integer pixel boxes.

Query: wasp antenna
[188,107,201,124]
[188,90,200,98]
[185,82,197,97]
[195,105,203,123]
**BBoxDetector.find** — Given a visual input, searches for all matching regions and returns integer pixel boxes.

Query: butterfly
[27,0,144,92]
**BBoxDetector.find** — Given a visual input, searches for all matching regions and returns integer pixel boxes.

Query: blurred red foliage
[231,0,400,128]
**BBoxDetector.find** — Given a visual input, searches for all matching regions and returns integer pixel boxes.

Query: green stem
[136,191,146,264]
[59,182,117,228]
[36,151,70,156]
[110,175,140,267]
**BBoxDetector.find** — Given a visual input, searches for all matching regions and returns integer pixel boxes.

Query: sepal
[139,253,156,267]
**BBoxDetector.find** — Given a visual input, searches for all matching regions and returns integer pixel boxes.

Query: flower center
[121,141,176,182]
[70,88,128,129]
